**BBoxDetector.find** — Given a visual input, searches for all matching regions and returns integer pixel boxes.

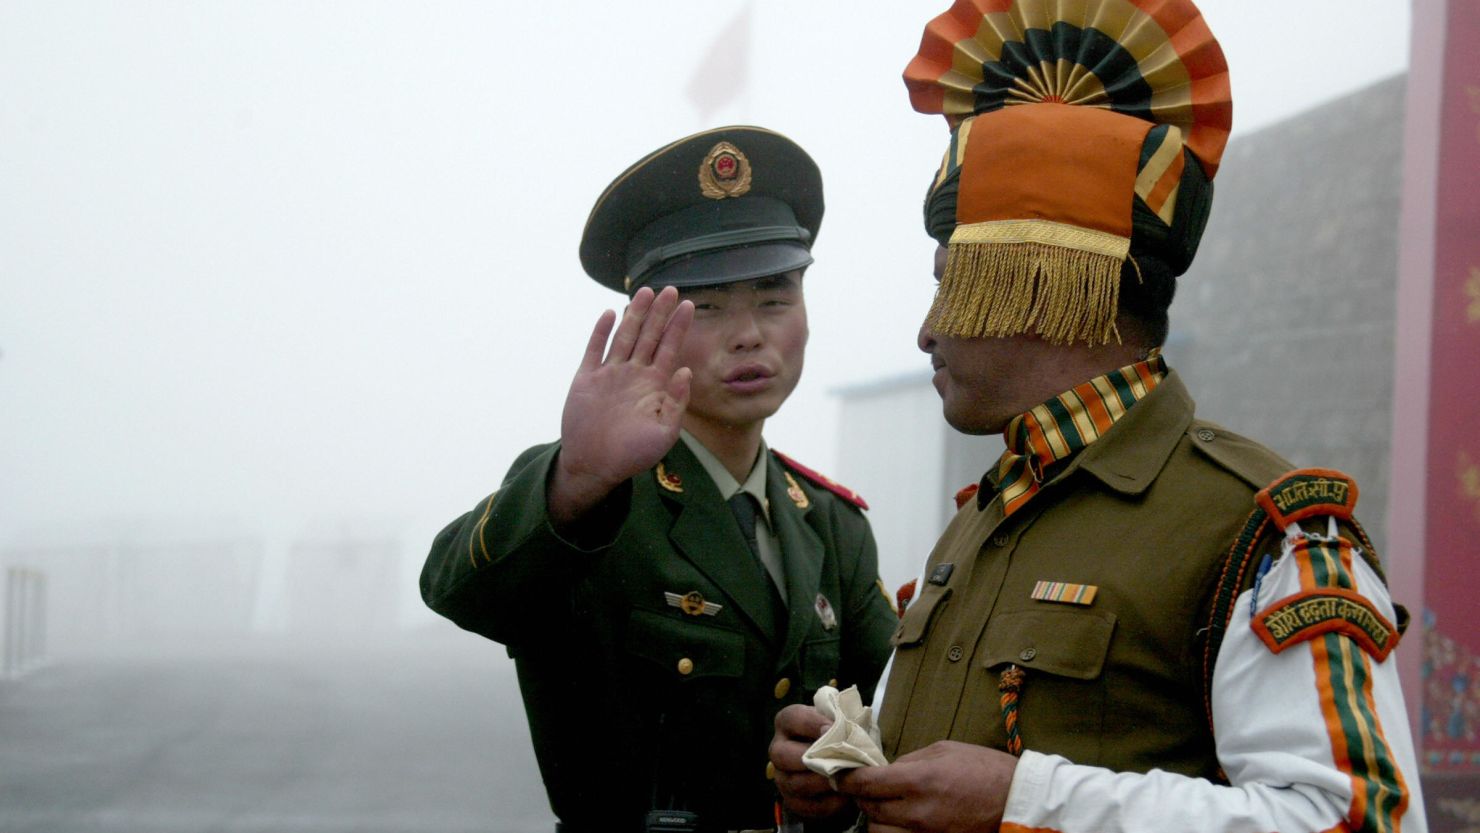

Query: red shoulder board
[954,482,980,510]
[773,450,869,510]
[1255,468,1358,529]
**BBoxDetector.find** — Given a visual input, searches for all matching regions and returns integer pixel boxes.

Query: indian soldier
[770,3,1427,831]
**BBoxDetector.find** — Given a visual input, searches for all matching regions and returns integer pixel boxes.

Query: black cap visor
[624,196,812,292]
[640,240,813,291]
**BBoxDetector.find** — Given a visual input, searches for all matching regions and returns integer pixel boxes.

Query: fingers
[845,771,913,833]
[839,770,912,833]
[658,367,691,430]
[651,298,694,372]
[605,286,687,366]
[775,704,832,742]
[775,768,839,805]
[835,765,907,802]
[629,286,683,364]
[769,735,812,777]
[605,287,656,363]
[770,705,843,815]
[772,756,851,821]
[844,743,1016,833]
[580,310,618,373]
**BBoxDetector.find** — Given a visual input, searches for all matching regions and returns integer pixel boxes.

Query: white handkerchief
[801,685,888,787]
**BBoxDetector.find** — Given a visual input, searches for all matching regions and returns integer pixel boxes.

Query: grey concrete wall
[1173,74,1404,556]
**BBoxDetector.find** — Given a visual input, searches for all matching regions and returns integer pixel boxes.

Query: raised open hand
[549,286,694,525]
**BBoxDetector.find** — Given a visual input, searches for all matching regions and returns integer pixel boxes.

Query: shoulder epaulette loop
[772,450,869,510]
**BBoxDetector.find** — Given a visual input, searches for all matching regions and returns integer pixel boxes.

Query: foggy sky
[1,1,1411,577]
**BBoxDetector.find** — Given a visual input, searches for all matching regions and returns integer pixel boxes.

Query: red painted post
[1390,0,1480,824]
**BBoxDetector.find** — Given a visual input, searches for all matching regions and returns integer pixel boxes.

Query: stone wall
[1173,74,1405,555]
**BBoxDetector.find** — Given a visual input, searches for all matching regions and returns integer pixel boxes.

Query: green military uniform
[878,371,1287,775]
[422,439,896,830]
[422,126,896,831]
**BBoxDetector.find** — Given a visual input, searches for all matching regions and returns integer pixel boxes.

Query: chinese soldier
[422,126,897,833]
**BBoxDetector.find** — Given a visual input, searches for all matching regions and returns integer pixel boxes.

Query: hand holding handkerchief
[800,684,888,788]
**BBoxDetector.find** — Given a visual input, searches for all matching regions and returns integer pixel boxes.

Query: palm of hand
[562,354,686,479]
[556,286,694,500]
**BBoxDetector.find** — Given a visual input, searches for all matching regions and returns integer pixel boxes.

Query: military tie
[727,492,786,606]
[727,492,766,573]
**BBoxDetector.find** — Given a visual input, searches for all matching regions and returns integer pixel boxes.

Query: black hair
[1118,252,1176,348]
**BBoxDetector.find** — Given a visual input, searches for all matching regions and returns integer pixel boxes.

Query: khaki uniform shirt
[879,372,1290,776]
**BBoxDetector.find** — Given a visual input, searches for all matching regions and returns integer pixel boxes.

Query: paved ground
[0,628,556,833]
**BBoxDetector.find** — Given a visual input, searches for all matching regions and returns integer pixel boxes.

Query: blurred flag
[685,3,752,121]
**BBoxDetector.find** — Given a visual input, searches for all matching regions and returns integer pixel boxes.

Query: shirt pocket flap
[980,608,1117,680]
[627,608,746,680]
[893,584,952,647]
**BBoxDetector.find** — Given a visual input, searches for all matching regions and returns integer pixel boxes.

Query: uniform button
[1196,428,1216,442]
[1019,647,1037,662]
[992,534,1011,547]
[947,645,964,662]
[765,761,776,780]
[774,678,792,699]
[677,658,694,675]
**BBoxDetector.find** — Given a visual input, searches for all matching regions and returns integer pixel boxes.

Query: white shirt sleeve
[1000,523,1427,833]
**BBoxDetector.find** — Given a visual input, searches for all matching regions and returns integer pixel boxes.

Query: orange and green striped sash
[1299,536,1408,833]
[984,351,1168,517]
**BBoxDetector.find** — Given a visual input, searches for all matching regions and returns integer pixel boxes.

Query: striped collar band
[983,351,1169,516]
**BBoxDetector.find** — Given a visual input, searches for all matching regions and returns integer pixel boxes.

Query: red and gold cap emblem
[699,141,752,199]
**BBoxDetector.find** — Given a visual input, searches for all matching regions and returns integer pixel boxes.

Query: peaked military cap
[579,126,823,295]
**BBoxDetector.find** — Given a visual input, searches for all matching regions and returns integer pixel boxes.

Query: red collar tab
[772,450,869,510]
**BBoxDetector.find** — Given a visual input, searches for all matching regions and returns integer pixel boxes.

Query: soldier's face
[919,246,1056,435]
[676,271,808,436]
